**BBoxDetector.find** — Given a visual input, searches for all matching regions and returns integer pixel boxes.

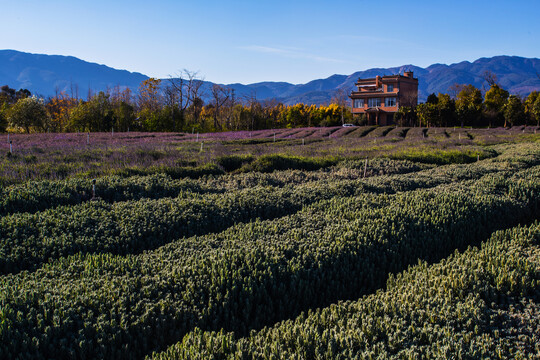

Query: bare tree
[244,90,258,131]
[224,89,236,130]
[211,84,231,130]
[167,72,186,111]
[188,75,205,107]
[87,87,94,101]
[163,85,178,108]
[483,71,498,86]
[167,70,205,130]
[331,87,349,125]
[69,80,79,100]
[481,70,499,93]
[448,83,466,100]
[167,69,205,114]
[400,91,418,108]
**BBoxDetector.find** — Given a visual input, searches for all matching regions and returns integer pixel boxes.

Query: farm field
[0,125,537,186]
[0,126,539,359]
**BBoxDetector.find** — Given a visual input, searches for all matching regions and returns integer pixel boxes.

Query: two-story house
[349,71,418,125]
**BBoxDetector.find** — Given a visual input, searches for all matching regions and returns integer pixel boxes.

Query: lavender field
[1,125,538,185]
[1,126,539,359]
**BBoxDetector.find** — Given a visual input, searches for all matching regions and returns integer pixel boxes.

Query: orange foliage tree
[46,92,78,132]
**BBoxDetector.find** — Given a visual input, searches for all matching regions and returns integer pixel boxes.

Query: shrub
[239,154,339,173]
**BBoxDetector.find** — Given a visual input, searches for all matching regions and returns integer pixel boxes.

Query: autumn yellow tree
[137,78,165,130]
[138,78,162,112]
[46,92,77,132]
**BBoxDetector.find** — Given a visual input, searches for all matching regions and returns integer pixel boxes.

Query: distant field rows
[1,126,538,151]
[0,127,537,185]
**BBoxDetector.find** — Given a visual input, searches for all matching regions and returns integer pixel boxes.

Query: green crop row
[0,173,215,216]
[0,166,538,359]
[0,179,364,274]
[2,141,538,218]
[388,147,497,165]
[0,146,534,275]
[0,158,431,216]
[155,222,540,359]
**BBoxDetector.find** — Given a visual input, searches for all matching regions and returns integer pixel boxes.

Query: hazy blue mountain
[186,58,540,104]
[0,50,148,98]
[1,50,539,104]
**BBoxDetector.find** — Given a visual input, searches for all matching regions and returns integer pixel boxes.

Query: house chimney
[375,75,381,88]
[404,71,413,78]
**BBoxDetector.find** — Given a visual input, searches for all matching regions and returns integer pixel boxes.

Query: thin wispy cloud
[329,35,422,49]
[240,45,351,64]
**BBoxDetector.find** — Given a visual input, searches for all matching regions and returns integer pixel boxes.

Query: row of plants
[0,180,362,274]
[0,173,214,216]
[0,157,430,216]
[2,141,534,219]
[1,127,532,186]
[388,146,496,165]
[0,165,538,359]
[2,144,536,274]
[154,222,540,359]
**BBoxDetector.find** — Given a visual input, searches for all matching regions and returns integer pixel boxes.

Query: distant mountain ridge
[0,50,148,98]
[1,50,540,104]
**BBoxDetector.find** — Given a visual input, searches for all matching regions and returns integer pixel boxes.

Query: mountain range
[1,49,540,104]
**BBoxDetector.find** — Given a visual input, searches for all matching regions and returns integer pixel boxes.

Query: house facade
[349,71,418,125]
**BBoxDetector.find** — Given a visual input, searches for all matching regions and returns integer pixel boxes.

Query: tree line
[0,72,353,133]
[398,81,540,128]
[1,72,539,133]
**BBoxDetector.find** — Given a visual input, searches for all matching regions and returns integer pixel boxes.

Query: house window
[387,84,394,92]
[385,97,396,107]
[353,99,364,108]
[368,98,381,107]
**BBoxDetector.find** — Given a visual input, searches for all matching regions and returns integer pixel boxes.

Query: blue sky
[3,0,539,84]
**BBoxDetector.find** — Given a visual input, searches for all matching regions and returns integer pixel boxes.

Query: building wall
[397,80,418,107]
[350,73,418,125]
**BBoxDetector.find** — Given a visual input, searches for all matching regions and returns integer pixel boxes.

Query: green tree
[416,103,438,127]
[138,108,172,132]
[532,96,540,127]
[436,93,456,127]
[524,91,539,126]
[8,96,49,133]
[396,106,414,126]
[483,84,509,127]
[136,78,163,131]
[113,101,136,131]
[426,93,438,104]
[285,104,303,128]
[69,92,115,132]
[69,100,92,131]
[455,84,482,127]
[0,106,7,132]
[503,95,525,127]
[0,85,31,105]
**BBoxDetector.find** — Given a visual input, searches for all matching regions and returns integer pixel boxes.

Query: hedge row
[1,148,535,274]
[155,222,540,359]
[0,158,431,216]
[0,166,538,359]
